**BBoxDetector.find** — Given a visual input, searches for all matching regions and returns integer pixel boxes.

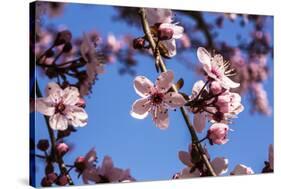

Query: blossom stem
[139,8,217,176]
[35,80,74,185]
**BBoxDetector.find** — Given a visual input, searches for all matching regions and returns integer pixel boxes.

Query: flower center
[151,93,164,105]
[211,68,222,79]
[55,101,66,114]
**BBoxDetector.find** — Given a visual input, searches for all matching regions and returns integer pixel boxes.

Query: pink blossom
[131,71,186,129]
[210,81,222,95]
[107,34,122,53]
[230,164,254,175]
[197,47,240,89]
[56,143,69,156]
[36,82,88,130]
[207,123,229,145]
[145,8,184,57]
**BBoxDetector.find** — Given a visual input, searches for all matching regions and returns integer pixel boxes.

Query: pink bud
[74,156,86,173]
[37,139,49,151]
[207,123,229,145]
[47,173,58,183]
[56,143,69,156]
[158,27,174,40]
[41,177,53,187]
[210,81,222,95]
[56,175,68,186]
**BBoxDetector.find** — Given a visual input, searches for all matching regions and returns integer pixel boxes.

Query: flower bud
[41,177,53,187]
[207,123,229,145]
[210,81,222,95]
[56,143,69,157]
[157,27,174,40]
[47,173,58,183]
[45,49,55,58]
[54,30,72,46]
[56,175,69,186]
[37,139,49,151]
[133,37,145,49]
[74,156,86,173]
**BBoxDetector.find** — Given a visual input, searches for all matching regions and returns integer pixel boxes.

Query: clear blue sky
[34,3,274,186]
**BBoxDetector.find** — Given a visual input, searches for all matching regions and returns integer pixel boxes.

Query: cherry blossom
[145,8,184,57]
[36,82,88,130]
[230,164,254,175]
[197,47,240,89]
[131,71,186,129]
[207,123,229,145]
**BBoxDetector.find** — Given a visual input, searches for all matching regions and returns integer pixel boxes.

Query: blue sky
[34,3,274,187]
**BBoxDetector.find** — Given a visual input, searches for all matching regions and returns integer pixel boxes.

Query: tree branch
[139,8,216,176]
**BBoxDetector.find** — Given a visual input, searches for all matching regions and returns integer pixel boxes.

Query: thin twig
[139,8,216,176]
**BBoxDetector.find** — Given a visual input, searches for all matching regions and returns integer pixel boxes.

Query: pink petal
[164,92,186,108]
[133,76,154,97]
[130,98,150,119]
[193,112,206,133]
[108,167,123,182]
[35,98,55,116]
[45,82,62,96]
[178,151,192,167]
[100,156,114,176]
[155,70,174,93]
[82,168,100,184]
[152,106,169,129]
[197,47,211,69]
[85,148,97,165]
[49,113,68,130]
[63,86,80,105]
[145,8,173,25]
[162,39,177,57]
[66,106,88,127]
[231,164,254,175]
[220,75,240,89]
[180,167,200,178]
[191,80,205,100]
[159,23,184,39]
[211,157,228,175]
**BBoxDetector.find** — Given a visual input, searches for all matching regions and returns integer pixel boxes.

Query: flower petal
[49,113,68,130]
[133,76,154,97]
[145,8,173,25]
[159,23,184,39]
[197,47,211,69]
[162,39,177,57]
[191,80,206,100]
[193,112,206,133]
[130,98,151,119]
[45,82,62,96]
[230,164,254,175]
[220,75,240,89]
[155,70,174,93]
[179,167,200,178]
[178,151,192,167]
[35,98,55,116]
[152,106,169,129]
[85,148,97,165]
[66,106,88,127]
[211,157,228,175]
[164,92,186,108]
[63,86,80,105]
[100,156,114,176]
